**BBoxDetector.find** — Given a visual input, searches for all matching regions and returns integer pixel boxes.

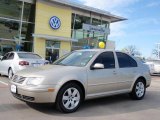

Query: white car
[145,60,160,74]
[145,62,155,75]
[0,52,49,79]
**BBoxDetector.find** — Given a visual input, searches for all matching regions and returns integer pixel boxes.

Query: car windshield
[18,53,42,59]
[54,51,97,67]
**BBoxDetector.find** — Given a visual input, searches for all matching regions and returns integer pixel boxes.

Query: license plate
[32,63,41,67]
[11,85,17,93]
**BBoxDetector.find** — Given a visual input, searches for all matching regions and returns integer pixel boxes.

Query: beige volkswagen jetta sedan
[10,49,151,113]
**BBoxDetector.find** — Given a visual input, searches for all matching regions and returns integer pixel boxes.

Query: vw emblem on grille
[49,16,61,30]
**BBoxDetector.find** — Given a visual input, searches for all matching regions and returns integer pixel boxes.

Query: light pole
[156,43,160,60]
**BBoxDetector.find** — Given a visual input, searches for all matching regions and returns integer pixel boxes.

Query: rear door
[115,52,138,90]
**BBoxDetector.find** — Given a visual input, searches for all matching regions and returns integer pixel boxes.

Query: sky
[73,0,160,58]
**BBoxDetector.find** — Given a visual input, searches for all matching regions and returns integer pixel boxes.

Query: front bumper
[9,83,58,103]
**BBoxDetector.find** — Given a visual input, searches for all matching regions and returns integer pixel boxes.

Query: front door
[46,48,59,63]
[87,52,119,96]
[46,40,60,63]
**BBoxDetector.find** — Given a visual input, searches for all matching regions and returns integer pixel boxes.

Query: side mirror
[91,63,104,70]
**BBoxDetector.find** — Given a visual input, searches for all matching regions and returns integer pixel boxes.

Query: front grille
[12,75,26,84]
[12,93,35,102]
[22,95,35,101]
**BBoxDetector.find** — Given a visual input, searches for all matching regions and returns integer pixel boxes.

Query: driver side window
[93,52,115,69]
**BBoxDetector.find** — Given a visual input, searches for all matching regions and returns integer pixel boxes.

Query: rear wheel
[56,83,83,113]
[130,79,146,100]
[8,68,13,80]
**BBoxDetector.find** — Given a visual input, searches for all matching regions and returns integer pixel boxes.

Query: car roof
[75,49,127,54]
[9,51,37,54]
[76,49,116,52]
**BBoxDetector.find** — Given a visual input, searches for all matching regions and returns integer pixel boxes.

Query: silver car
[10,49,151,113]
[0,52,49,79]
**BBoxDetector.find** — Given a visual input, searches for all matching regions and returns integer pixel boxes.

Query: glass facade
[0,0,21,19]
[0,0,35,56]
[71,13,109,51]
[46,40,60,62]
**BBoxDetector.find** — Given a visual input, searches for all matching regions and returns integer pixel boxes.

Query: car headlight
[26,77,44,86]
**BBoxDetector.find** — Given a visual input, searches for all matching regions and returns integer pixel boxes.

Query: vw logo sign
[49,16,61,30]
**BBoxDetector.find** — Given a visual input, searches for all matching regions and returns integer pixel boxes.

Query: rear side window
[18,53,42,59]
[93,52,115,69]
[8,53,14,60]
[116,52,137,68]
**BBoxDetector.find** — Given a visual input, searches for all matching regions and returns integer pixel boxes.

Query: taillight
[19,61,29,66]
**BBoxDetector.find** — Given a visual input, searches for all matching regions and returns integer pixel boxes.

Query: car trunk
[19,59,45,67]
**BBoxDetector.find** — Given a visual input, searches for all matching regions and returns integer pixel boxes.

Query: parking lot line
[0,80,8,86]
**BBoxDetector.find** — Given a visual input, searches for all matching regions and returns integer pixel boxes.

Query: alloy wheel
[135,82,145,98]
[62,88,80,110]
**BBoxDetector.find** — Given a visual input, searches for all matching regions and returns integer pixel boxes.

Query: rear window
[18,53,42,59]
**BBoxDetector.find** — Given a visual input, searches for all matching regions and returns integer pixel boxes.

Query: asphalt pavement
[0,75,160,120]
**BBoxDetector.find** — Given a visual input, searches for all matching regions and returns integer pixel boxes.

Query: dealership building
[0,0,126,59]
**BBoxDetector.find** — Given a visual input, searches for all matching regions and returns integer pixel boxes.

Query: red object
[19,61,29,66]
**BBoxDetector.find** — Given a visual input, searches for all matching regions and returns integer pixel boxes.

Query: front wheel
[56,83,83,113]
[130,79,146,100]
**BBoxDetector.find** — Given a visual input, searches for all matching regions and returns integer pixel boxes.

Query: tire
[130,79,146,100]
[8,68,13,80]
[56,83,83,113]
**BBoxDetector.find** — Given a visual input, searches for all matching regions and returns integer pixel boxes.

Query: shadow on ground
[26,90,160,117]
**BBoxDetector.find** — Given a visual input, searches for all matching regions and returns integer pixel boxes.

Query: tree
[122,45,141,56]
[152,49,160,59]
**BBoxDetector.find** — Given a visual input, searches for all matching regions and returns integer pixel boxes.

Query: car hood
[15,65,84,78]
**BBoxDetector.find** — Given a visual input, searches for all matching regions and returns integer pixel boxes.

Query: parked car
[144,61,155,75]
[145,60,160,74]
[0,52,49,79]
[10,49,151,113]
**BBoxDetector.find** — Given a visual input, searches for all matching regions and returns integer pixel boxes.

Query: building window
[0,0,35,55]
[0,0,21,20]
[0,19,20,39]
[102,20,109,28]
[21,23,34,42]
[71,13,108,51]
[0,40,16,56]
[23,2,35,22]
[46,40,60,62]
[71,13,91,30]
[92,18,101,26]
